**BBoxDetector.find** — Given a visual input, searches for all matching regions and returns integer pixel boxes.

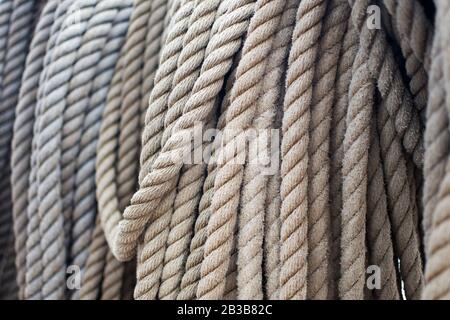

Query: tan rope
[133,0,196,300]
[423,0,450,300]
[329,16,359,299]
[378,97,424,300]
[157,0,223,300]
[259,0,300,301]
[422,4,448,255]
[279,0,327,300]
[347,0,424,169]
[197,0,264,299]
[177,37,240,300]
[367,119,399,300]
[339,32,374,300]
[236,0,286,300]
[306,0,349,299]
[0,0,446,301]
[380,0,433,120]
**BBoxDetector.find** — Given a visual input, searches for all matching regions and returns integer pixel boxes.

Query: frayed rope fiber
[0,0,450,300]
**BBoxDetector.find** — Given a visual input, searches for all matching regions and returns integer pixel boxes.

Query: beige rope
[197,0,265,300]
[378,98,424,300]
[25,0,71,300]
[423,0,450,300]
[306,0,350,299]
[347,0,424,169]
[133,0,196,300]
[177,37,239,300]
[279,0,327,300]
[117,0,167,212]
[157,0,223,300]
[380,0,432,121]
[95,0,169,300]
[422,6,448,255]
[139,0,188,182]
[329,16,358,299]
[0,0,445,301]
[261,0,300,301]
[236,0,286,300]
[367,119,399,300]
[88,46,125,300]
[339,34,374,300]
[117,0,253,265]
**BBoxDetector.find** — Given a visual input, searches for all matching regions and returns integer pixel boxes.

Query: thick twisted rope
[279,0,326,300]
[84,44,125,299]
[380,0,432,120]
[0,0,443,302]
[94,1,169,278]
[158,0,223,300]
[65,0,127,292]
[367,121,399,300]
[0,9,32,289]
[95,11,168,297]
[329,16,358,299]
[0,1,13,94]
[0,0,36,300]
[69,0,132,300]
[100,251,123,300]
[424,161,450,299]
[162,0,180,50]
[306,0,349,299]
[94,5,134,301]
[377,98,424,300]
[198,0,281,300]
[261,0,299,301]
[347,0,423,169]
[140,0,169,128]
[59,1,105,250]
[0,0,35,174]
[422,9,448,254]
[0,172,16,299]
[140,0,241,300]
[139,0,189,184]
[339,34,374,300]
[25,0,70,300]
[101,0,255,265]
[117,0,154,207]
[133,0,196,300]
[78,216,107,299]
[177,33,239,300]
[118,0,168,214]
[95,1,168,280]
[96,1,158,238]
[0,0,13,175]
[11,0,57,299]
[235,0,286,300]
[423,0,450,300]
[36,0,98,299]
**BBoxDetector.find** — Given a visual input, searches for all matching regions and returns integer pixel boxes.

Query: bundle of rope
[1,0,450,300]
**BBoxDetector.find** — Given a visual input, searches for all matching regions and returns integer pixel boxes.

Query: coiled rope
[3,0,450,300]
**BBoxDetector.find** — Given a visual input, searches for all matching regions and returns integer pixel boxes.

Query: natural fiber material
[423,0,450,300]
[3,0,450,301]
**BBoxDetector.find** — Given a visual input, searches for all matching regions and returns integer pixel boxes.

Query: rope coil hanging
[1,0,450,300]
